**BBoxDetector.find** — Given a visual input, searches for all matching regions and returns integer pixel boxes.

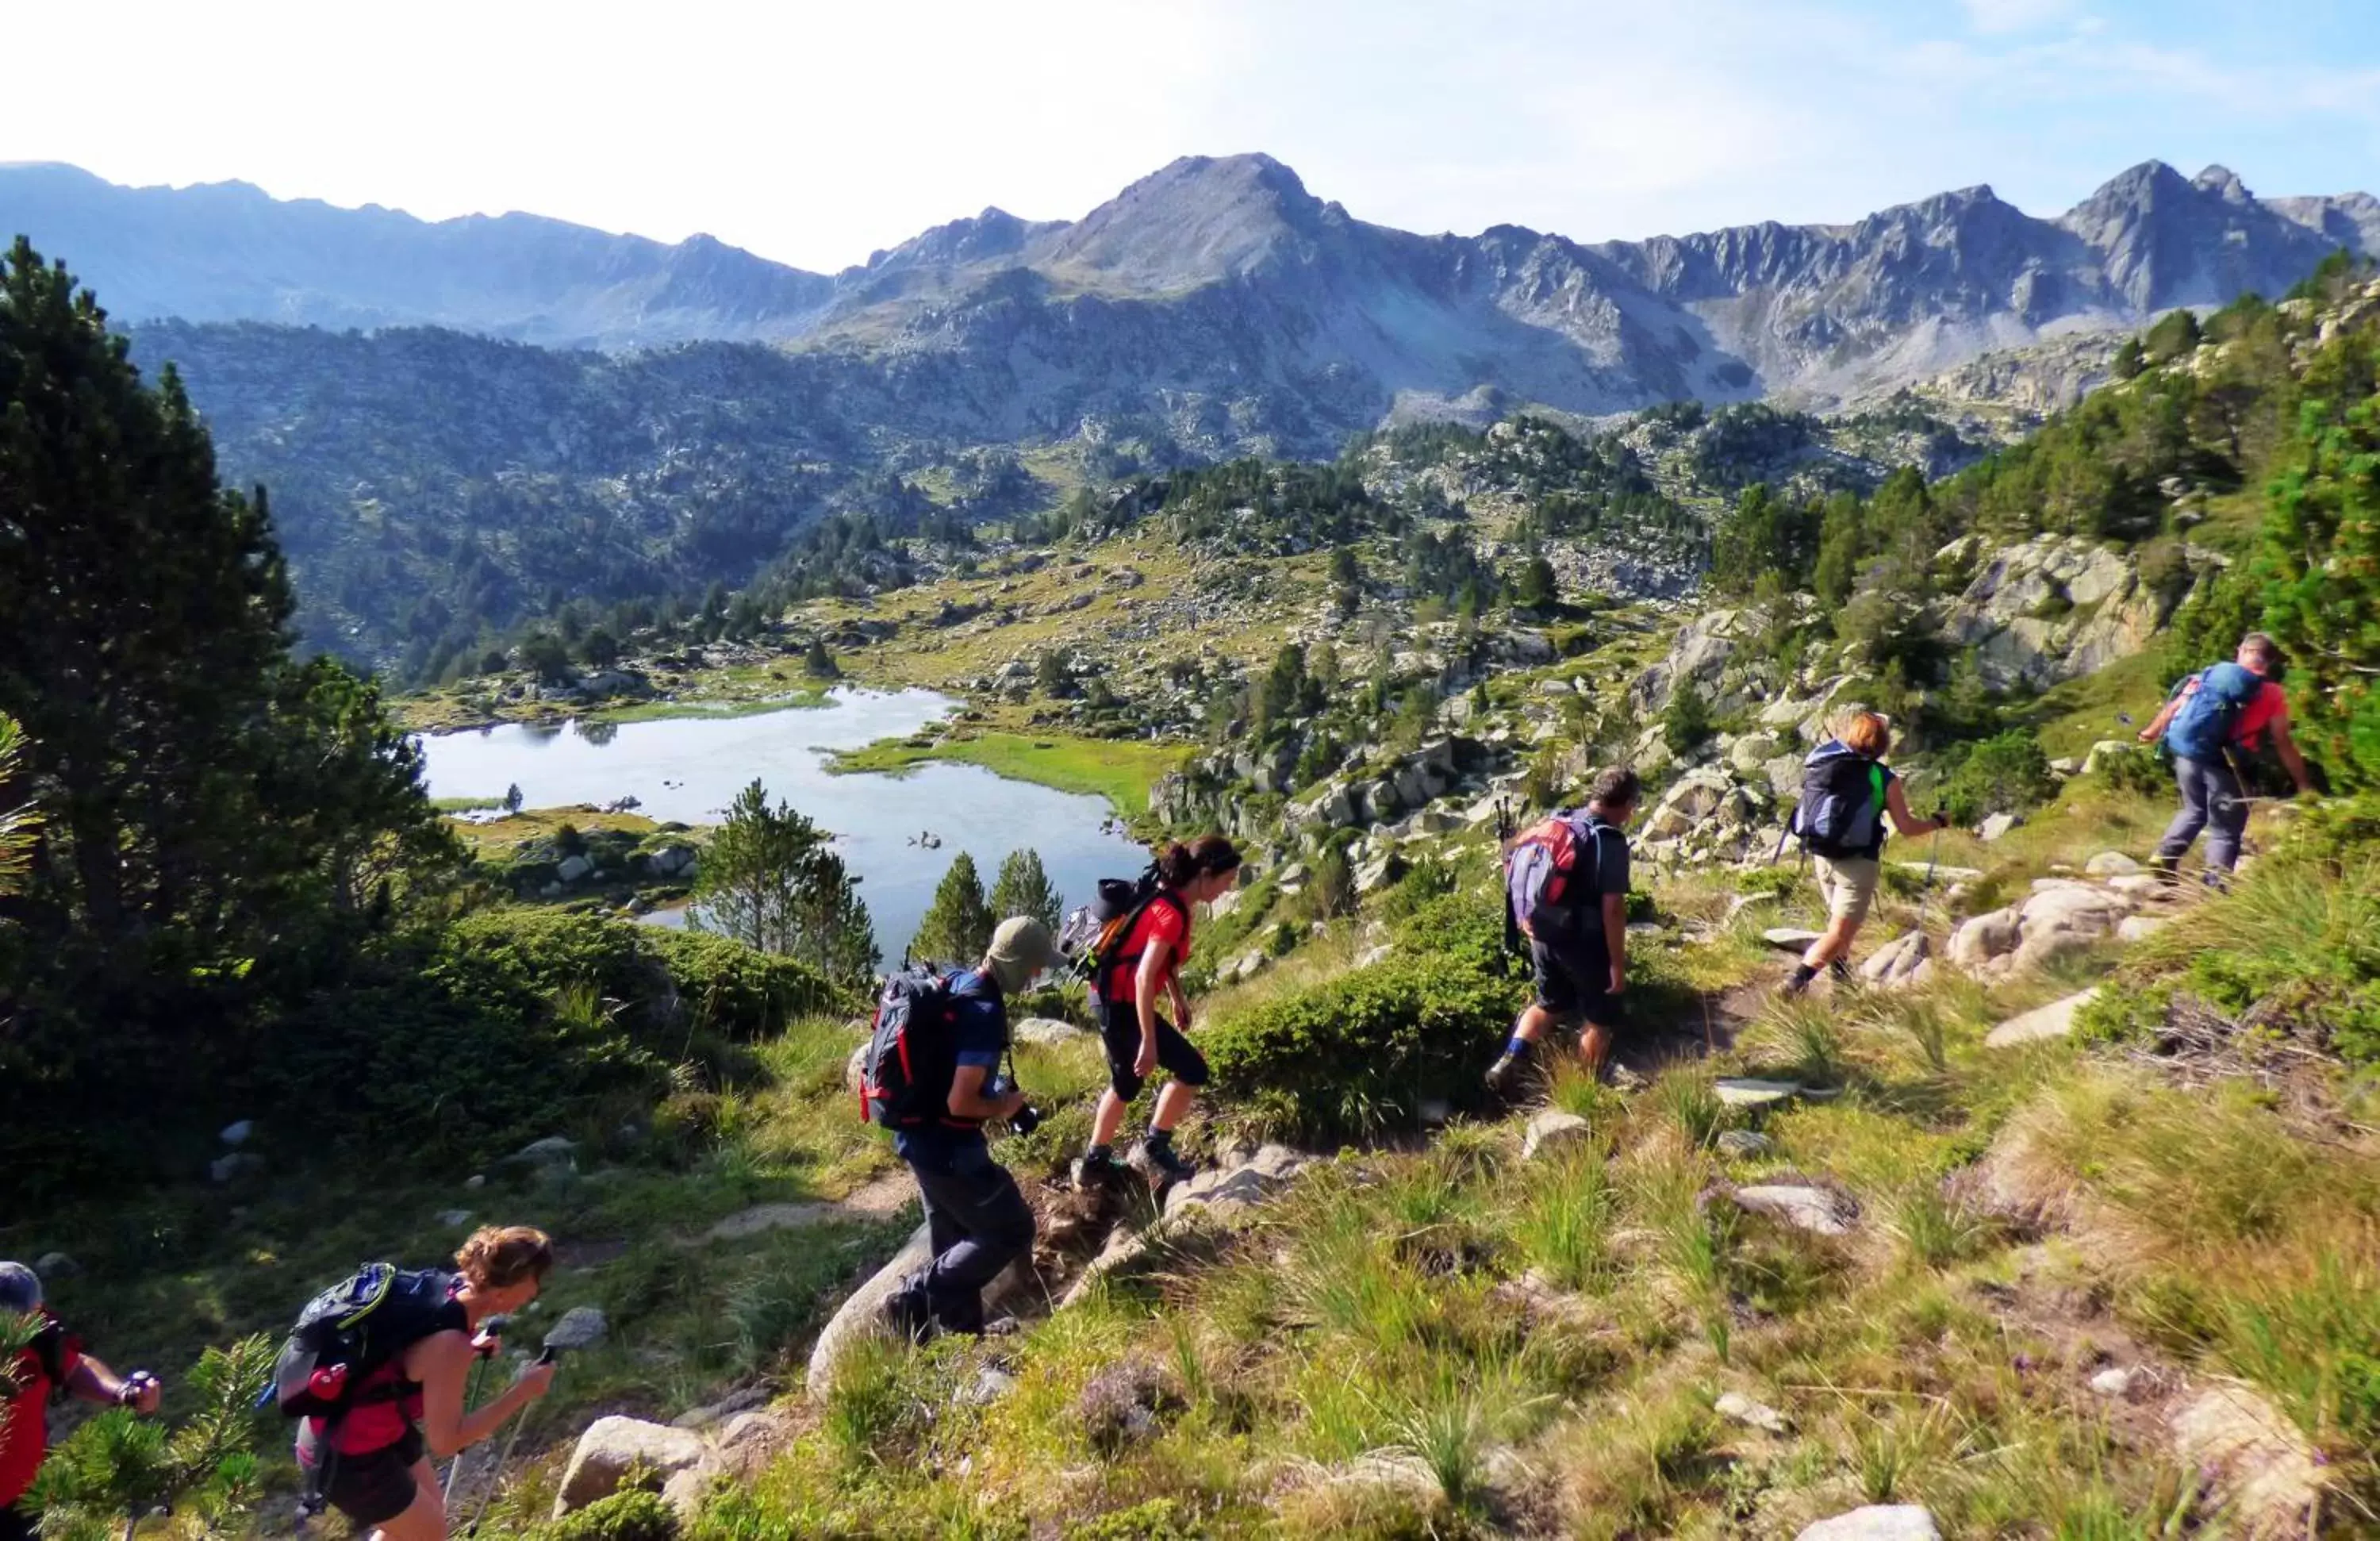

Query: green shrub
[2089,742,2172,797]
[1203,892,1522,1141]
[259,907,848,1167]
[547,1489,680,1541]
[1935,730,2057,824]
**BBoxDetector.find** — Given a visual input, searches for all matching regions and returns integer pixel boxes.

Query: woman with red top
[1076,836,1242,1186]
[297,1227,555,1541]
[2,1261,160,1541]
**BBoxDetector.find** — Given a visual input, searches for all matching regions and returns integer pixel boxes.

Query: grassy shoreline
[825,731,1181,817]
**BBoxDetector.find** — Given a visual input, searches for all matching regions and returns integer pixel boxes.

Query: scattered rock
[1716,1131,1774,1159]
[1984,988,2099,1048]
[1797,1506,1940,1541]
[963,1367,1019,1407]
[1165,1143,1308,1221]
[513,1136,578,1167]
[32,1252,79,1280]
[543,1307,610,1352]
[2089,1367,2134,1397]
[464,1174,486,1190]
[209,1152,265,1184]
[1714,1078,1801,1109]
[1012,1016,1081,1046]
[2116,914,2170,943]
[1979,812,2023,842]
[1059,1226,1156,1311]
[1521,1112,1592,1160]
[218,1119,256,1146]
[672,1385,771,1430]
[2104,873,2165,898]
[2084,851,2143,876]
[2171,1385,2326,1537]
[1733,1184,1857,1236]
[2082,740,2135,778]
[1859,932,1933,990]
[437,1209,474,1228]
[553,1416,708,1520]
[1714,1389,1791,1434]
[556,854,594,884]
[1762,928,1825,951]
[808,1222,934,1398]
[1417,1097,1452,1127]
[1354,942,1394,968]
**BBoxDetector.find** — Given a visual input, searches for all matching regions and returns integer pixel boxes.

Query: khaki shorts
[1814,855,1881,925]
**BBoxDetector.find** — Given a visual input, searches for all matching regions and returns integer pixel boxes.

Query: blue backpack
[2162,663,2263,762]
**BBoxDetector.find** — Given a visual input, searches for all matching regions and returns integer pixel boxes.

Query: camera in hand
[985,1074,1042,1136]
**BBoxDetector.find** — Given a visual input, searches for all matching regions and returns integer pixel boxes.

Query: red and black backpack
[859,967,996,1129]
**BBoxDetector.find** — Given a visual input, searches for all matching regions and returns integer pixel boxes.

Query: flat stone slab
[1798,1507,1940,1541]
[1733,1184,1856,1236]
[1762,928,1825,951]
[1521,1111,1591,1160]
[1894,862,1983,882]
[1984,987,2100,1048]
[1714,1078,1802,1109]
[1716,1130,1774,1159]
[1715,1389,1791,1433]
[705,1203,839,1241]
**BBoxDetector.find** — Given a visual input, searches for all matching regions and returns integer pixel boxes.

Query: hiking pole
[1912,815,1945,935]
[443,1316,507,1507]
[463,1306,606,1536]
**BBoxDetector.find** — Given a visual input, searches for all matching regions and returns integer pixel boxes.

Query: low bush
[1203,892,1522,1142]
[546,1489,679,1541]
[1934,729,2057,824]
[258,907,849,1167]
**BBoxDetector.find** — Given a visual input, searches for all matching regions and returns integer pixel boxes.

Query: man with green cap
[883,916,1057,1340]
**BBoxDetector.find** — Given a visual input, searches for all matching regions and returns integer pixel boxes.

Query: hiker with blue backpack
[2136,632,2312,886]
[1783,710,1948,997]
[866,916,1061,1342]
[1487,767,1642,1093]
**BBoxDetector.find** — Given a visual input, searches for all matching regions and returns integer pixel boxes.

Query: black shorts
[1099,998,1210,1102]
[300,1424,427,1528]
[1530,937,1622,1029]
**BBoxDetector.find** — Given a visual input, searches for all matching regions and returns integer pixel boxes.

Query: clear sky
[7,0,2376,272]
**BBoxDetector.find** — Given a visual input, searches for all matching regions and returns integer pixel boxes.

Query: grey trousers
[892,1140,1035,1335]
[2155,755,2247,874]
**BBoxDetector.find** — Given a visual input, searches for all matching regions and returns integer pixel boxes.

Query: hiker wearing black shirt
[1488,767,1641,1090]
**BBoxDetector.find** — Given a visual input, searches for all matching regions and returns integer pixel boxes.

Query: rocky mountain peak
[1031,152,1339,286]
[2193,164,2253,202]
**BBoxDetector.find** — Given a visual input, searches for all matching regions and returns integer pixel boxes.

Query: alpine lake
[417,689,1139,956]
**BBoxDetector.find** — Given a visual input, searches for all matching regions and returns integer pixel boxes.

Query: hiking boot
[880,1282,935,1345]
[1782,963,1818,997]
[1485,1043,1537,1095]
[1072,1147,1126,1190]
[1131,1134,1197,1186]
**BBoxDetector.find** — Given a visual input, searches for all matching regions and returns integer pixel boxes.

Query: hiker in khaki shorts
[1784,710,1947,995]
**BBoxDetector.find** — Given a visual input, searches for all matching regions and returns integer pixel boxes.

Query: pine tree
[1663,679,1714,757]
[0,713,37,902]
[802,636,839,678]
[504,783,525,814]
[912,851,994,964]
[1515,555,1559,609]
[2261,340,2380,787]
[988,848,1064,933]
[693,780,877,981]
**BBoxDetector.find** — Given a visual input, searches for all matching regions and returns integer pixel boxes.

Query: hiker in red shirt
[1075,836,1242,1186]
[2,1261,161,1541]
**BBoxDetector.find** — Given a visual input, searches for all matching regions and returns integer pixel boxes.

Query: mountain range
[7,154,2375,430]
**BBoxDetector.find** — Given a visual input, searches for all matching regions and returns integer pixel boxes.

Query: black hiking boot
[1485,1041,1537,1095]
[1132,1132,1197,1186]
[1072,1146,1126,1190]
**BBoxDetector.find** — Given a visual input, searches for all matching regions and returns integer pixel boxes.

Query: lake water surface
[418,690,1139,960]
